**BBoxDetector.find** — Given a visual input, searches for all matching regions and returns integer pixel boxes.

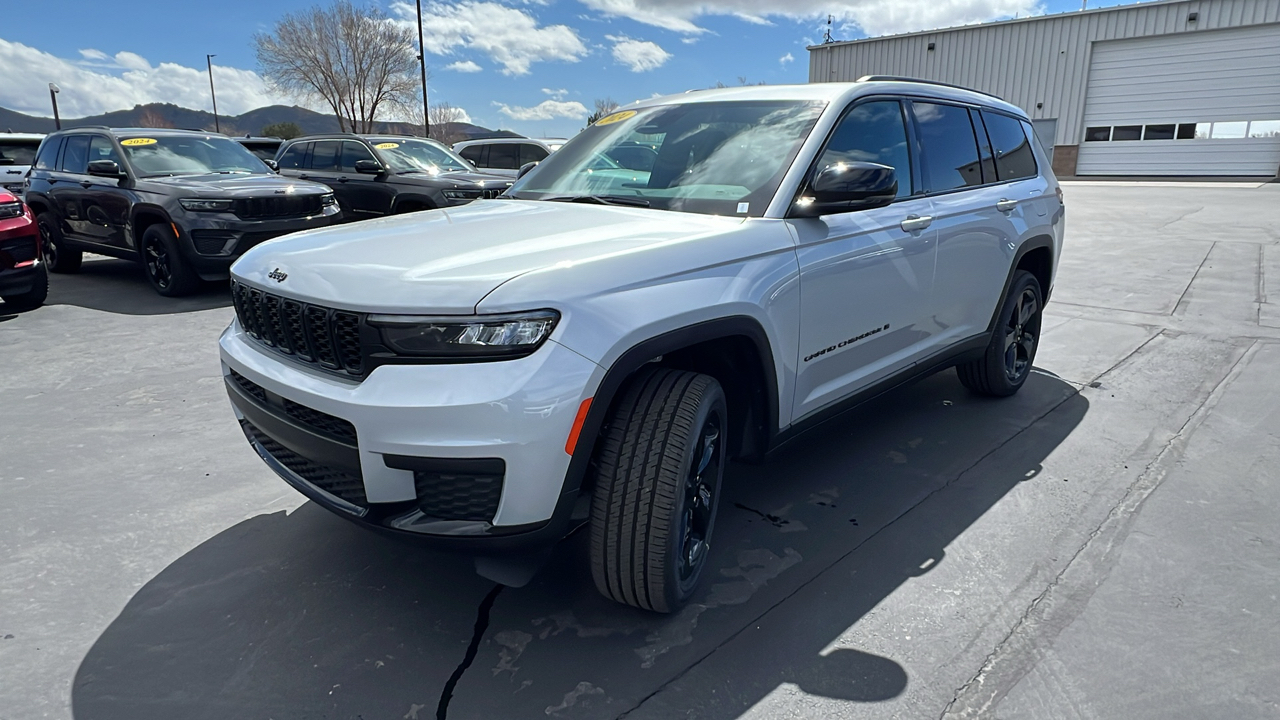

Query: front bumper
[178,206,341,280]
[0,228,40,296]
[219,320,602,548]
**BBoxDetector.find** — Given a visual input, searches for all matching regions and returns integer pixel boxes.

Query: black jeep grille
[231,281,363,377]
[233,195,323,220]
[243,421,368,507]
[413,469,503,522]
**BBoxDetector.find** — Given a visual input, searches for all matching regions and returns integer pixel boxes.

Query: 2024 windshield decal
[804,324,890,363]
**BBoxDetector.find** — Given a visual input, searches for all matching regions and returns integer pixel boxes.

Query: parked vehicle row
[221,79,1065,611]
[19,127,515,297]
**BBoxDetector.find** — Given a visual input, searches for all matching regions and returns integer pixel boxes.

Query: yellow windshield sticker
[594,110,636,126]
[121,138,157,146]
[375,142,400,149]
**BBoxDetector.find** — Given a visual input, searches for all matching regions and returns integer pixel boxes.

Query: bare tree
[255,2,419,133]
[428,102,468,144]
[586,98,620,125]
[137,108,174,128]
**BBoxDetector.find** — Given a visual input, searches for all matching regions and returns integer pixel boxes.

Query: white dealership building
[808,0,1280,177]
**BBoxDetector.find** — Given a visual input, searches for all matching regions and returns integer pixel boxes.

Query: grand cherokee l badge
[268,268,288,283]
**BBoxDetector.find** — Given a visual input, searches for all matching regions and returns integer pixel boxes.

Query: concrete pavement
[1,181,1278,719]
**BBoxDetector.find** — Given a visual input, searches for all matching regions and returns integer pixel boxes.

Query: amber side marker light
[565,398,593,455]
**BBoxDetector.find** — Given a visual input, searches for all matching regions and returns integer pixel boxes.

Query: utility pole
[48,84,61,130]
[416,0,430,138]
[206,54,221,133]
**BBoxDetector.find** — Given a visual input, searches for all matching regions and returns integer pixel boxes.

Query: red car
[0,189,47,311]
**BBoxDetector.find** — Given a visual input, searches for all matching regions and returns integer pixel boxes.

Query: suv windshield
[0,140,40,166]
[508,100,825,217]
[371,138,472,174]
[119,135,270,177]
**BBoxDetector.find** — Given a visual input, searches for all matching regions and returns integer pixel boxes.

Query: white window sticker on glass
[1248,120,1280,138]
[1210,121,1248,139]
[737,202,749,214]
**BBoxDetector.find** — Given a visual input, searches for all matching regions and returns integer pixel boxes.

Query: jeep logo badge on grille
[268,268,288,283]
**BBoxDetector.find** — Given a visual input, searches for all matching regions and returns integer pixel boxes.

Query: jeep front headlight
[368,310,559,360]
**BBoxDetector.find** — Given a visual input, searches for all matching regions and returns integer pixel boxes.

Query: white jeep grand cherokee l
[220,78,1064,612]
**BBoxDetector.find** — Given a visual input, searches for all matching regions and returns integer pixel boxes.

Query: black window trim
[905,97,1037,200]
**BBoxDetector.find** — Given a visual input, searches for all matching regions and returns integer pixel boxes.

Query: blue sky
[0,0,1133,138]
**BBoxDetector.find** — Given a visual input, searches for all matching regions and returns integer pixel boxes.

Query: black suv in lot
[24,128,341,296]
[274,134,511,218]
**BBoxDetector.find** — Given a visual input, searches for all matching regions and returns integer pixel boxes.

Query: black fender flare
[128,204,175,248]
[561,315,781,498]
[986,234,1055,334]
[390,194,438,214]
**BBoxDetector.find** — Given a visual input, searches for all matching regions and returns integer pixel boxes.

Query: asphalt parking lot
[3,181,1279,720]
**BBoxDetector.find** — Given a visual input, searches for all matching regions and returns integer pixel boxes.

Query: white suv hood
[231,199,743,314]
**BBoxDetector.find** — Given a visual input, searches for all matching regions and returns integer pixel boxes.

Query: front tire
[957,270,1043,396]
[141,224,199,297]
[589,368,727,613]
[37,213,82,274]
[1,263,49,311]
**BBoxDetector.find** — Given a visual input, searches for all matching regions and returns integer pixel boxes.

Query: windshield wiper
[544,194,650,208]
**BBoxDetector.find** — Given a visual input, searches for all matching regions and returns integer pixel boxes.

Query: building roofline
[807,0,1193,50]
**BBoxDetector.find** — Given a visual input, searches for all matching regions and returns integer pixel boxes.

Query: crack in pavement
[437,584,504,720]
[939,339,1260,719]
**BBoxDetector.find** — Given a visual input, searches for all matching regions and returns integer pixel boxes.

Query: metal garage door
[1077,23,1280,176]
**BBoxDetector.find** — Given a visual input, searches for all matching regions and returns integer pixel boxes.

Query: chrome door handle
[996,199,1018,212]
[900,214,933,232]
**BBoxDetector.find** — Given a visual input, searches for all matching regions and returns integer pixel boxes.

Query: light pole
[206,54,221,133]
[48,83,61,130]
[415,0,430,138]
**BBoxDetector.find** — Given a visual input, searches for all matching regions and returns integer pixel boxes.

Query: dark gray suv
[24,128,340,296]
[274,134,511,219]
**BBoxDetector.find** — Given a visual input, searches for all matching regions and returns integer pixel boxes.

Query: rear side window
[815,100,912,198]
[487,144,520,170]
[458,145,484,164]
[34,137,64,170]
[519,143,549,166]
[912,102,983,192]
[309,141,340,171]
[61,135,91,174]
[278,142,308,170]
[982,111,1037,180]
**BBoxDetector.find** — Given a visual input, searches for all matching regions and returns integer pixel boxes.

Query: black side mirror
[87,159,124,178]
[263,159,279,172]
[516,161,538,180]
[354,159,384,175]
[792,161,897,217]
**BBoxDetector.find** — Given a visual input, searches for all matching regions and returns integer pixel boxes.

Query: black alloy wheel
[956,269,1043,397]
[1004,286,1039,383]
[680,416,721,582]
[36,213,82,273]
[144,234,172,291]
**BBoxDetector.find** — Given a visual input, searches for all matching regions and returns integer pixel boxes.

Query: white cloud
[391,1,587,76]
[779,52,794,65]
[607,35,672,72]
[541,87,569,99]
[0,39,281,117]
[578,0,1039,37]
[495,99,589,121]
[445,60,483,72]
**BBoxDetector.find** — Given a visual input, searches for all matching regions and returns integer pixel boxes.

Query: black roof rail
[855,75,1004,101]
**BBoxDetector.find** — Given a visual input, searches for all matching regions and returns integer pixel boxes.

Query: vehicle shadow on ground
[71,371,1086,720]
[48,257,231,315]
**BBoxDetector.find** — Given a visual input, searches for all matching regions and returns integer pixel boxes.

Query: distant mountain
[0,103,522,142]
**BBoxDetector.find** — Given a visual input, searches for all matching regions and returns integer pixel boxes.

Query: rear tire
[141,224,199,297]
[37,213,82,274]
[589,368,727,613]
[957,270,1043,397]
[1,263,48,311]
